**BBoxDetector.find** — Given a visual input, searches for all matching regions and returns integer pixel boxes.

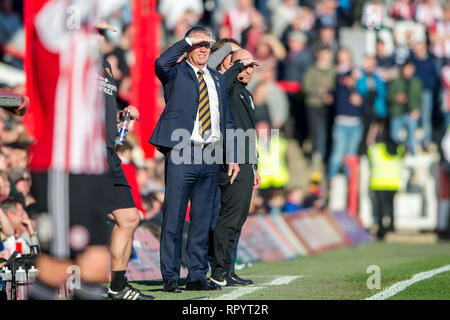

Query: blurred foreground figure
[26,0,125,300]
[96,25,154,301]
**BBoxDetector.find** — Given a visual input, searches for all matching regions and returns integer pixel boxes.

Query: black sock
[110,270,128,292]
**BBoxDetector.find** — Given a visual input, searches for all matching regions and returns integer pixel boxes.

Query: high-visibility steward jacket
[368,142,404,191]
[257,136,289,189]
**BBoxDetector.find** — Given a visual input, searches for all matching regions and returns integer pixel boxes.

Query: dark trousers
[306,106,330,159]
[371,190,395,239]
[212,164,254,276]
[160,146,220,282]
[209,190,240,274]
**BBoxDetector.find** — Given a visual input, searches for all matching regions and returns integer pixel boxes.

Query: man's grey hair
[184,26,213,39]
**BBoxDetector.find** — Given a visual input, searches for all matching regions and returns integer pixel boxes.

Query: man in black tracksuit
[210,49,261,286]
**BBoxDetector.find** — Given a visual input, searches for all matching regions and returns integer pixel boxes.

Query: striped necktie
[197,70,211,141]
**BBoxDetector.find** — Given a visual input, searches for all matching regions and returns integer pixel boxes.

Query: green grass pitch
[127,241,450,300]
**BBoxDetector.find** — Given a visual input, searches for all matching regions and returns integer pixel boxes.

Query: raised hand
[123,105,139,120]
[95,20,117,33]
[189,33,216,46]
[241,58,260,67]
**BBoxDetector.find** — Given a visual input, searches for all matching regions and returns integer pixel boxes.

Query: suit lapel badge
[214,75,220,88]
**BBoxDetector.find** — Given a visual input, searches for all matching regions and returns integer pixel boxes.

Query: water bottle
[115,110,132,145]
[2,267,11,300]
[27,266,38,296]
[0,268,7,300]
[16,267,27,300]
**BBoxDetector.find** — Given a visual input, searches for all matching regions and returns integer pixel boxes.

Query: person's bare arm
[22,215,36,238]
[262,34,286,61]
[0,208,14,241]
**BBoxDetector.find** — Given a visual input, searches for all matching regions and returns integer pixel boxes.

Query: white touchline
[264,276,303,286]
[365,264,450,300]
[213,287,262,300]
[214,276,303,300]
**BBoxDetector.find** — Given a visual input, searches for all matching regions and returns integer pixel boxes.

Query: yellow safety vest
[257,137,289,189]
[368,143,404,191]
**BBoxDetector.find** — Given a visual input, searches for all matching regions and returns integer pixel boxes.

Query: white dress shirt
[186,59,221,144]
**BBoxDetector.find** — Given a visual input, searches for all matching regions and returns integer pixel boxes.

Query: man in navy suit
[151,26,240,292]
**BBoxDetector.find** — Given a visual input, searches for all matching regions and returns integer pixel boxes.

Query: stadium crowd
[1,0,450,266]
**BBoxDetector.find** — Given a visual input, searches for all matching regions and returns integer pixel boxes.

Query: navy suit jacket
[150,39,237,163]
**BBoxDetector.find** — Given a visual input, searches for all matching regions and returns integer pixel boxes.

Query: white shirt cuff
[185,37,192,46]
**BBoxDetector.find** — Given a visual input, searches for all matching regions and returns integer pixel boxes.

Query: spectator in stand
[429,3,450,70]
[220,0,258,43]
[361,0,392,30]
[375,39,399,82]
[415,0,442,29]
[314,0,345,33]
[283,187,306,214]
[8,143,27,169]
[279,30,313,143]
[328,48,364,179]
[158,0,204,33]
[300,0,316,9]
[254,0,271,23]
[241,10,266,55]
[110,25,132,78]
[388,60,423,155]
[0,206,14,256]
[410,40,439,151]
[303,171,326,209]
[248,189,268,215]
[356,55,388,152]
[280,31,313,84]
[8,166,32,206]
[252,61,289,129]
[0,171,10,202]
[389,0,415,21]
[392,22,424,66]
[267,190,286,215]
[141,192,163,221]
[280,6,316,47]
[138,158,165,195]
[310,26,339,59]
[270,0,300,39]
[0,197,39,256]
[252,34,286,67]
[0,0,23,69]
[303,48,336,163]
[441,61,450,128]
